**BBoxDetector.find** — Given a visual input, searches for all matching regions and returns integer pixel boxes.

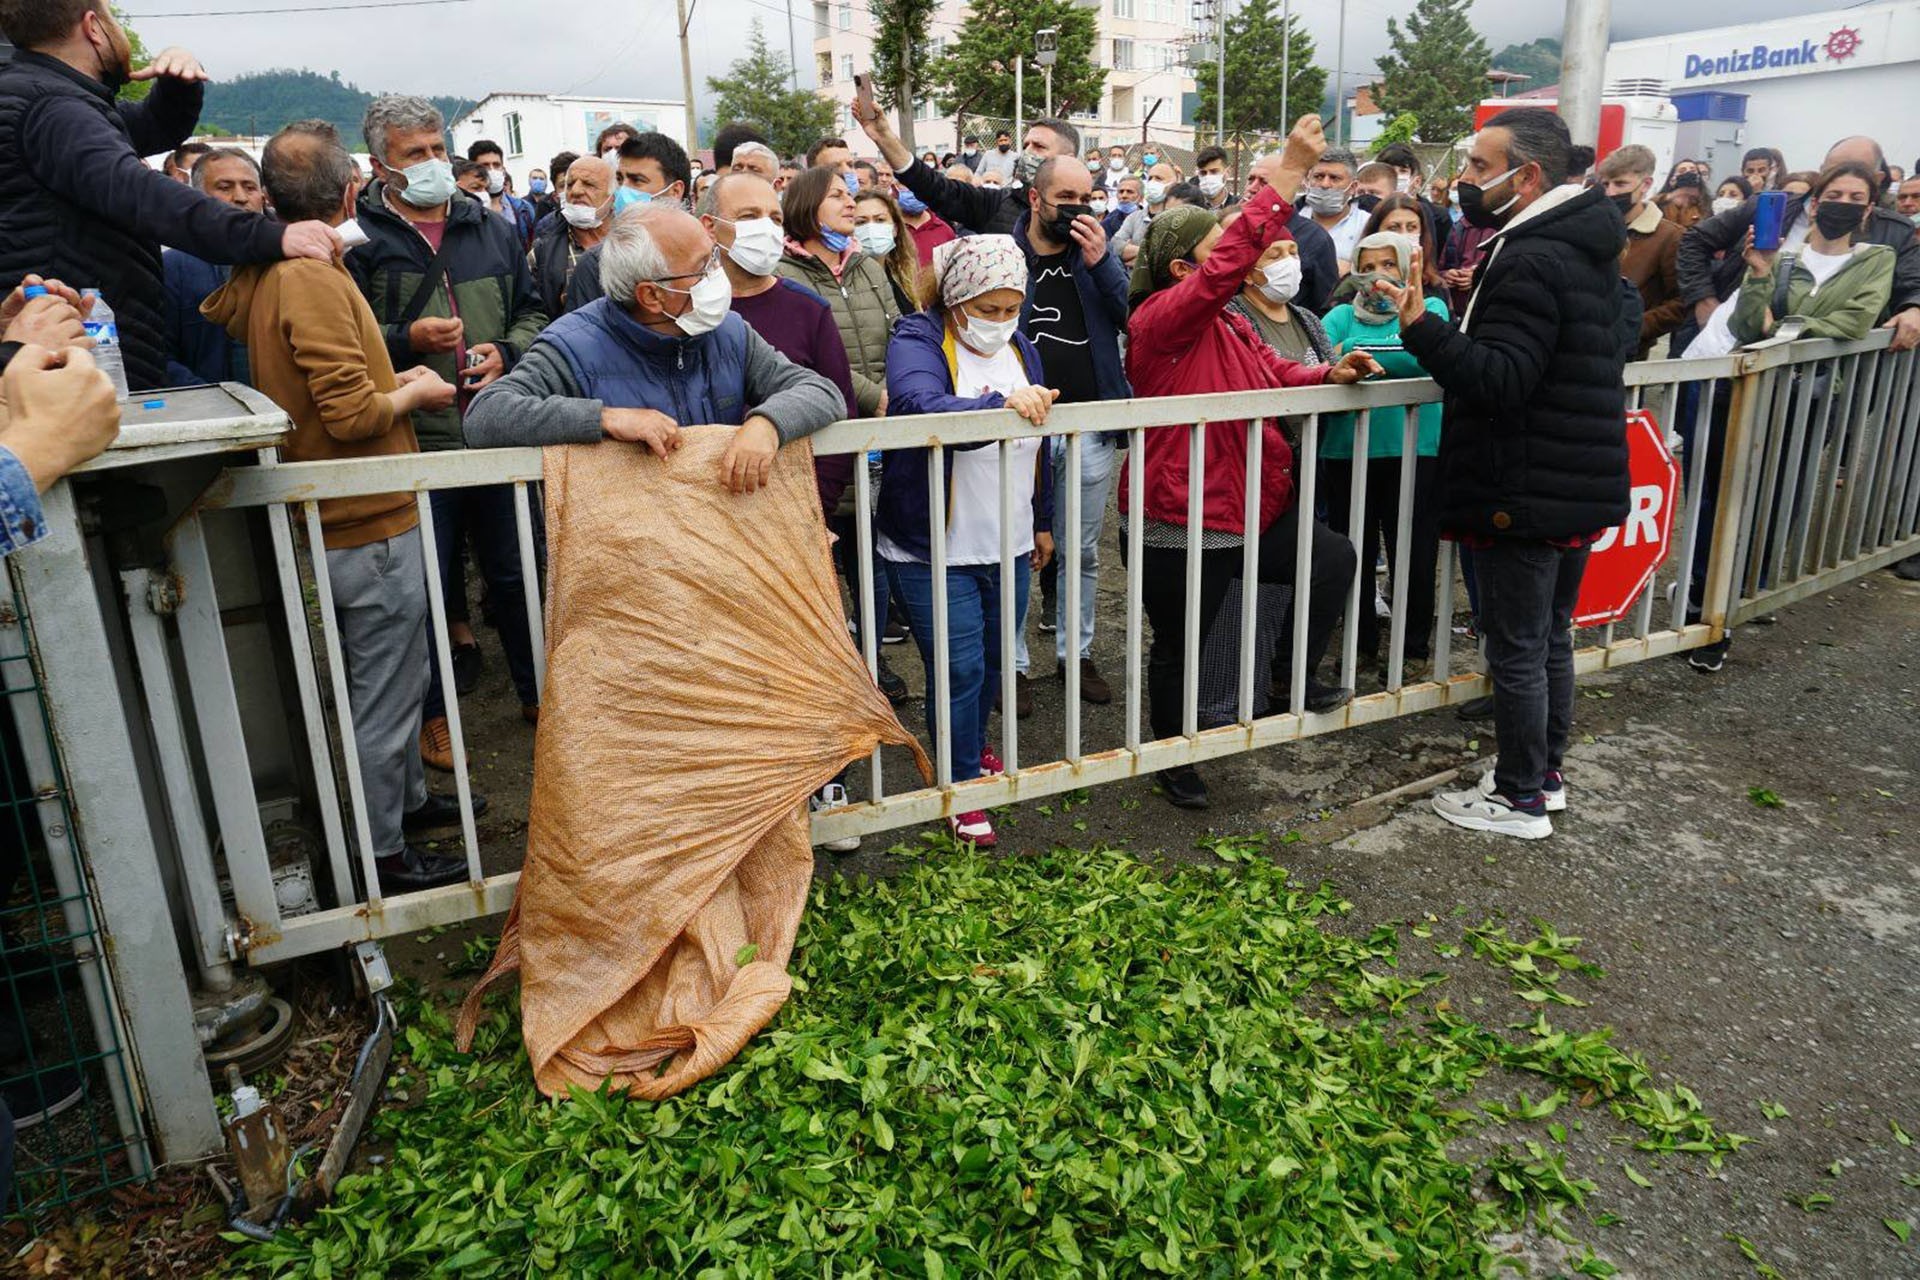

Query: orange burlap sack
[456,431,929,1099]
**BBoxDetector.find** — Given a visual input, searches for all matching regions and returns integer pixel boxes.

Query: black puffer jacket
[1401,186,1630,541]
[0,51,287,390]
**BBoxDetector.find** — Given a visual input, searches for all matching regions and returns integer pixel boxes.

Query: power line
[127,0,473,15]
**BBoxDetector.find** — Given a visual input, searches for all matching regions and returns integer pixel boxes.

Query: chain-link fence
[0,567,149,1224]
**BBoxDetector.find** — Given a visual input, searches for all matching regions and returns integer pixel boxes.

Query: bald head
[710,171,779,223]
[1826,135,1887,185]
[1035,156,1096,201]
[262,120,357,224]
[563,155,613,210]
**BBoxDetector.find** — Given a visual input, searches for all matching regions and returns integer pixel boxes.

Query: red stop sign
[1575,409,1678,627]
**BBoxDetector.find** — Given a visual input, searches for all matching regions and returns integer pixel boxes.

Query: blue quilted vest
[537,297,750,424]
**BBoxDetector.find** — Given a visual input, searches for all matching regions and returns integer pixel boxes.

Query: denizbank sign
[1681,27,1864,80]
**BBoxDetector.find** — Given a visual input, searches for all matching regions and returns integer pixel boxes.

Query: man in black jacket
[0,0,339,390]
[1385,108,1630,841]
[1677,135,1920,353]
[850,84,1074,237]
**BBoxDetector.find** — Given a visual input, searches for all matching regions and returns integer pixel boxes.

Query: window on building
[818,52,834,83]
[1143,0,1177,22]
[915,98,936,122]
[814,1,829,35]
[1113,0,1134,16]
[837,2,850,29]
[840,53,854,82]
[929,35,945,57]
[1112,38,1134,71]
[1112,85,1135,122]
[503,111,523,157]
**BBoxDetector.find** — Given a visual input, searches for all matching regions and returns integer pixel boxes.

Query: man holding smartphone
[850,74,1077,236]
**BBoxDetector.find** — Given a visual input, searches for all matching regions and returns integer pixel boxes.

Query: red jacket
[1121,191,1330,535]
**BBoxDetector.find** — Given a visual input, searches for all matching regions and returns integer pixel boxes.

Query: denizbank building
[1604,1,1920,182]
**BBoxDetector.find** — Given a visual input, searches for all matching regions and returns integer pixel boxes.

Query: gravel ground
[390,554,1920,1278]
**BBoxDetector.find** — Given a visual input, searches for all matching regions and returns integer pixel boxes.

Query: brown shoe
[521,704,540,726]
[1014,672,1034,719]
[1057,657,1113,705]
[419,716,453,772]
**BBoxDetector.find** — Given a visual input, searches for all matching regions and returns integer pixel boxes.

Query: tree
[704,20,839,162]
[1490,37,1562,92]
[1372,0,1493,146]
[1190,0,1325,144]
[113,6,153,104]
[869,0,941,148]
[926,0,1103,128]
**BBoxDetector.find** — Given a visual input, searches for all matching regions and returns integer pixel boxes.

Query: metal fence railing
[8,330,1913,1166]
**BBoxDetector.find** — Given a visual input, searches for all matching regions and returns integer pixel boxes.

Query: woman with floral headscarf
[1122,115,1381,812]
[876,235,1057,848]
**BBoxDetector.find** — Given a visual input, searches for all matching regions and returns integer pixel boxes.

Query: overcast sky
[124,0,1849,120]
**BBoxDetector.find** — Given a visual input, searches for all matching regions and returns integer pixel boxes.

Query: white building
[808,0,1198,161]
[1605,1,1920,183]
[449,93,688,187]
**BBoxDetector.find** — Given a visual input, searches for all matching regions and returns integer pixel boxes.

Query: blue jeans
[1471,540,1589,800]
[424,484,539,718]
[885,557,1030,783]
[1017,434,1117,674]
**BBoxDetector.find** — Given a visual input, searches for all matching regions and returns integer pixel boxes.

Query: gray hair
[600,204,676,308]
[362,94,445,164]
[190,146,259,191]
[1316,147,1360,174]
[262,120,357,224]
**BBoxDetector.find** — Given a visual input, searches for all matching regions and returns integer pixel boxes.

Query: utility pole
[676,0,699,150]
[787,0,798,91]
[1214,0,1225,146]
[1014,56,1024,149]
[1333,0,1346,146]
[1558,0,1612,152]
[1279,0,1290,128]
[1036,27,1058,119]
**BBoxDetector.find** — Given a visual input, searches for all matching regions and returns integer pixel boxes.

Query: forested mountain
[197,69,472,143]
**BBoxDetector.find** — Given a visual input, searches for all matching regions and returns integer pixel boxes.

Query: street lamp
[1035,27,1058,118]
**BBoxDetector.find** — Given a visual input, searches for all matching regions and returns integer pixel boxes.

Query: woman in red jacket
[1121,116,1379,810]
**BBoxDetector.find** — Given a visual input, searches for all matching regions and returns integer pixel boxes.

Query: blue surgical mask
[1142,153,1159,167]
[897,188,927,215]
[843,171,860,196]
[1117,200,1139,216]
[821,226,851,253]
[614,186,653,213]
[390,157,455,209]
[529,178,549,195]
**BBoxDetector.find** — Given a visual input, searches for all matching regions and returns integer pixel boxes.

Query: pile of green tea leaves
[230,838,1742,1278]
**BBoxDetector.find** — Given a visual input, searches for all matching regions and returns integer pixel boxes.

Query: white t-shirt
[878,340,1042,566]
[1799,245,1851,292]
[1321,204,1373,266]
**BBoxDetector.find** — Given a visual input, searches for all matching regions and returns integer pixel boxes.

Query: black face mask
[1355,192,1382,214]
[1609,191,1636,218]
[1457,170,1524,229]
[998,142,1012,153]
[1813,200,1867,240]
[1042,200,1092,246]
[91,26,131,93]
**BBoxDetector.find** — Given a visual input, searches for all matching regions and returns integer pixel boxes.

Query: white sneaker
[1374,589,1392,619]
[809,783,861,853]
[1433,785,1553,839]
[1478,769,1567,813]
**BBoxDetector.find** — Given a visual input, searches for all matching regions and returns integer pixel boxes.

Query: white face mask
[719,216,783,277]
[853,222,896,257]
[1108,158,1126,173]
[1198,173,1226,198]
[1256,256,1302,304]
[561,199,606,230]
[485,168,506,195]
[662,266,732,336]
[1143,179,1167,206]
[1090,197,1108,216]
[1710,195,1741,216]
[957,309,1017,357]
[602,147,621,164]
[1394,173,1415,194]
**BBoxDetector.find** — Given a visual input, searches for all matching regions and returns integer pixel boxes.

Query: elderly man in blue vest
[464,204,844,490]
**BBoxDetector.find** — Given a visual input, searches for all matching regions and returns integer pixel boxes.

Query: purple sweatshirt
[732,278,858,513]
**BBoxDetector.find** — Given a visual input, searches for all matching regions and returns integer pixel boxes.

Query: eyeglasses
[645,245,724,284]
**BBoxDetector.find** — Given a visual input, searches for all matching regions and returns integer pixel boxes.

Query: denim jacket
[0,447,46,557]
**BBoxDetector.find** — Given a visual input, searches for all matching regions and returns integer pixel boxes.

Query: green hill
[1490,37,1561,92]
[197,69,473,146]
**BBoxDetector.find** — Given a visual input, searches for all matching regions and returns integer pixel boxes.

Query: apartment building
[810,0,1199,160]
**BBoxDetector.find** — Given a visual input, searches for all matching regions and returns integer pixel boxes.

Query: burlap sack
[456,431,929,1099]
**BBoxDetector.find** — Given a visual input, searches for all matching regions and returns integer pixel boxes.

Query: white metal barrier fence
[95,331,1920,984]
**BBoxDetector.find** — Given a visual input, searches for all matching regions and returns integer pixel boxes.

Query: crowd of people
[2,0,1919,867]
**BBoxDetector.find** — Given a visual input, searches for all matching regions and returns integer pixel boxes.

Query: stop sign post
[1575,409,1678,627]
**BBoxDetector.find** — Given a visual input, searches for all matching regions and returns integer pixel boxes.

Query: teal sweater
[1319,296,1450,460]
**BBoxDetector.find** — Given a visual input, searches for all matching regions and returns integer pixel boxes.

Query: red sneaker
[978,747,1005,776]
[950,811,997,847]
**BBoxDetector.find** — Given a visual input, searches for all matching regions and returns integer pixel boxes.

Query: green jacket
[775,243,899,416]
[345,185,549,450]
[1731,242,1896,346]
[1319,296,1450,460]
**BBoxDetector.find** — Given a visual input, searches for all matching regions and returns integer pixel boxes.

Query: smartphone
[1752,190,1788,252]
[852,73,875,118]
